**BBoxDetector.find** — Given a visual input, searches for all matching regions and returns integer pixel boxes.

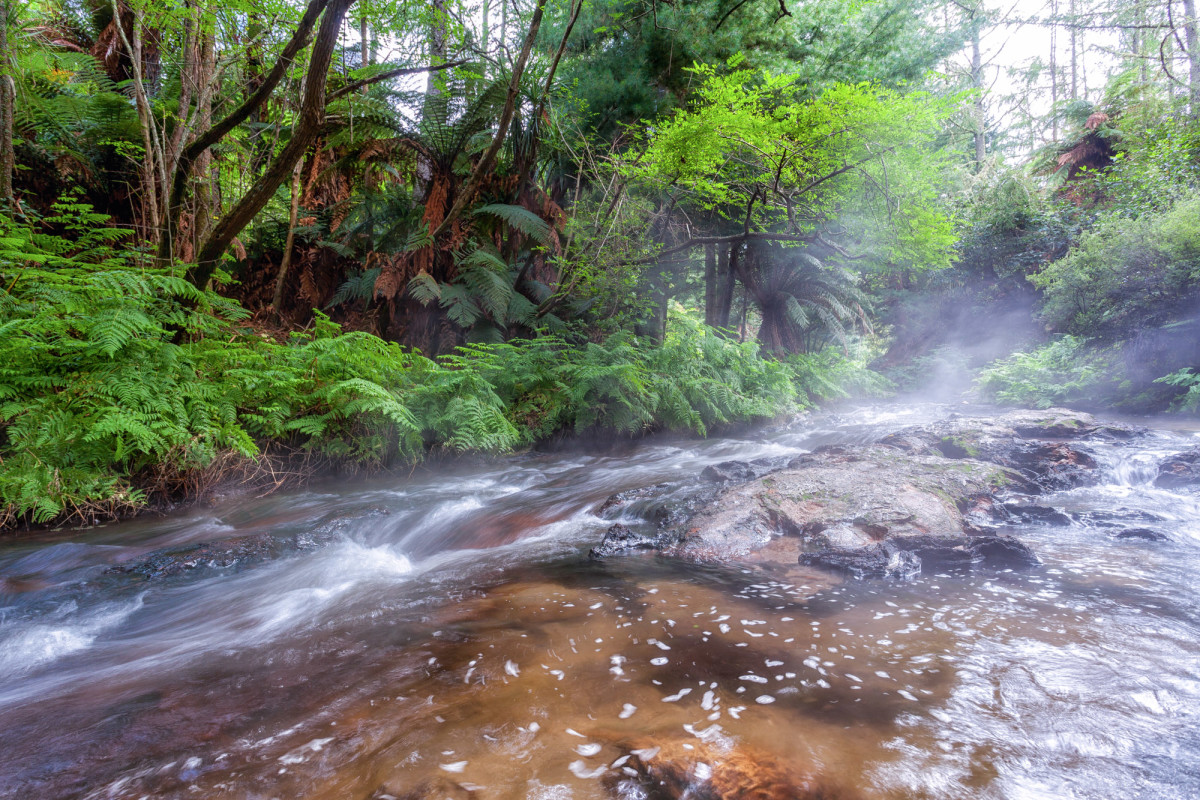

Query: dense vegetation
[1,0,1198,528]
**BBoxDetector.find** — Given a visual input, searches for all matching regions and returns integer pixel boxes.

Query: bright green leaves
[630,62,957,269]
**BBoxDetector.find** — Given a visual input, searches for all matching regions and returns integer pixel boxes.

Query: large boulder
[662,445,1037,576]
[877,408,1133,491]
[1155,446,1200,489]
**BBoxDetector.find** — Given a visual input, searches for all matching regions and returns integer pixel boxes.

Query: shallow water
[1,404,1199,799]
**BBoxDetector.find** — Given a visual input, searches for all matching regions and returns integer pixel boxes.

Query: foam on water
[0,594,144,679]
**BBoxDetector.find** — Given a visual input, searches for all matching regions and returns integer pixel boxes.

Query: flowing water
[2,404,1199,799]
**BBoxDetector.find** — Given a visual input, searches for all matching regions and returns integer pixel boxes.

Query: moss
[938,435,981,458]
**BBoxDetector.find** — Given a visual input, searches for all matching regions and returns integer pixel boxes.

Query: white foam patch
[568,760,606,779]
[0,595,144,678]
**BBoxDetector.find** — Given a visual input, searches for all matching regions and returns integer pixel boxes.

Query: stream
[1,404,1199,799]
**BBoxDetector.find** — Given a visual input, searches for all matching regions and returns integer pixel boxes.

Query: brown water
[2,404,1199,799]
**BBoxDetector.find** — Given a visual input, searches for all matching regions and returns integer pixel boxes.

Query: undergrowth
[0,207,879,529]
[974,336,1113,408]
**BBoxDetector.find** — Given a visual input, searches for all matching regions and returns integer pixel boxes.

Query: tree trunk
[161,0,331,266]
[191,21,217,253]
[704,243,717,326]
[187,0,353,289]
[360,15,370,67]
[113,0,166,245]
[415,0,449,201]
[424,0,448,114]
[271,162,304,313]
[1136,0,1148,86]
[0,0,15,211]
[1050,0,1058,141]
[711,244,737,329]
[970,16,986,170]
[1182,0,1200,114]
[481,0,490,77]
[245,13,271,177]
[428,0,548,239]
[634,265,668,343]
[1069,0,1078,99]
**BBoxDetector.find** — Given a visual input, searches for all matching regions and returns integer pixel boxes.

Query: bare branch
[327,60,466,102]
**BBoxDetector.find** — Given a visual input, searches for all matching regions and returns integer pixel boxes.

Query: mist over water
[1,404,1199,799]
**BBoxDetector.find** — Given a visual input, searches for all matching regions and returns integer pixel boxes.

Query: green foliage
[784,346,894,406]
[1095,115,1200,219]
[630,63,957,270]
[1031,197,1200,338]
[952,166,1077,280]
[1,205,877,528]
[975,336,1112,409]
[0,201,434,524]
[474,204,552,245]
[556,0,960,139]
[1155,369,1200,413]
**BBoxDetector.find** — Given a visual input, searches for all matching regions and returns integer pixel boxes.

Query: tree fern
[474,203,552,245]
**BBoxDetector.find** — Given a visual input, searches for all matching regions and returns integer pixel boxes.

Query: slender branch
[428,0,548,240]
[187,0,354,289]
[159,0,330,264]
[1161,32,1190,89]
[715,0,755,32]
[630,232,816,265]
[799,145,896,195]
[326,59,466,102]
[541,0,582,99]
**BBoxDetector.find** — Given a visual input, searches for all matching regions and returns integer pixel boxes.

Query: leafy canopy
[629,60,958,269]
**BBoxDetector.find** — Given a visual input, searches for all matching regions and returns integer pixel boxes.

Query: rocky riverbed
[593,409,1139,581]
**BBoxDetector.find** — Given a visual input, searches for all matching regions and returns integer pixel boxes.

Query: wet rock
[998,502,1074,526]
[701,460,757,484]
[1154,447,1200,489]
[877,409,1114,492]
[597,484,672,516]
[603,739,861,800]
[590,523,681,559]
[798,533,1038,577]
[969,535,1043,567]
[591,410,1132,574]
[105,533,288,579]
[661,445,1036,576]
[102,526,342,582]
[1076,508,1166,528]
[1115,527,1171,542]
[799,542,923,579]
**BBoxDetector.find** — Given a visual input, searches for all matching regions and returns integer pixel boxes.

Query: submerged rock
[700,457,790,484]
[1115,527,1171,542]
[798,541,923,579]
[101,521,351,583]
[385,778,478,799]
[603,738,861,800]
[590,522,680,558]
[1075,507,1167,528]
[1155,447,1200,489]
[997,502,1075,526]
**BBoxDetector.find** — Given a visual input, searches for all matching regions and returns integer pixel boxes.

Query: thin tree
[187,0,356,290]
[0,0,14,211]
